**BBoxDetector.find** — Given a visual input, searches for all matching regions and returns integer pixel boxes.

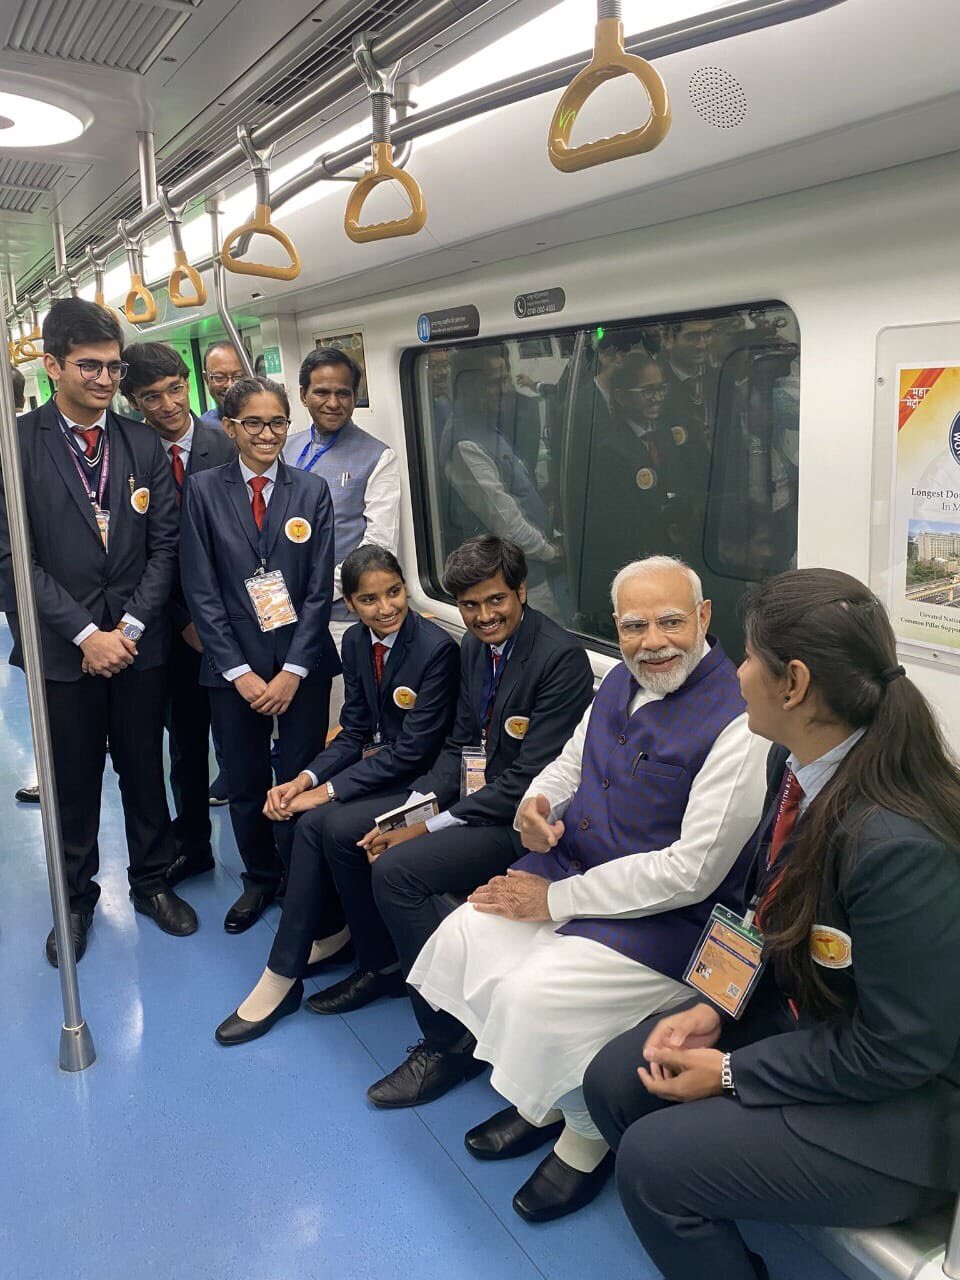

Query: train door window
[404,302,799,657]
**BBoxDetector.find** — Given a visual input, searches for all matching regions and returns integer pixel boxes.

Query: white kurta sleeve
[447,440,557,563]
[333,446,402,601]
[513,690,601,830]
[546,715,769,923]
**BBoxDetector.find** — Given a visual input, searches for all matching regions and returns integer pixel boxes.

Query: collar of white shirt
[163,421,195,456]
[239,459,279,489]
[368,628,399,651]
[60,408,107,433]
[788,728,866,814]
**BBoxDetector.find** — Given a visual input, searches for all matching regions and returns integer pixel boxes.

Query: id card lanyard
[244,478,299,633]
[479,632,517,752]
[296,429,337,474]
[60,417,111,549]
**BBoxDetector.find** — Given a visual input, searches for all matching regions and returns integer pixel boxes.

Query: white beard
[624,641,702,695]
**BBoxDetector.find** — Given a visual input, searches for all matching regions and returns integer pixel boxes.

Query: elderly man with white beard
[406,556,769,1223]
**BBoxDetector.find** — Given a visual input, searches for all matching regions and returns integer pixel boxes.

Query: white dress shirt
[222,460,308,683]
[789,729,866,815]
[513,649,770,924]
[161,420,194,465]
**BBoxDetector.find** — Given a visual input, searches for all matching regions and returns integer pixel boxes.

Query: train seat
[803,1207,952,1280]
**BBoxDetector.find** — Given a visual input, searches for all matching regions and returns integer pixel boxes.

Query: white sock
[307,925,351,966]
[237,968,296,1021]
[518,1106,562,1128]
[554,1123,609,1173]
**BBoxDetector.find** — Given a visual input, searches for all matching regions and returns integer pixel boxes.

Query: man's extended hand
[358,820,428,864]
[468,868,551,921]
[517,794,564,853]
[80,629,136,677]
[250,670,301,716]
[263,772,315,821]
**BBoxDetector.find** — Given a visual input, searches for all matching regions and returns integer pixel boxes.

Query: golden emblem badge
[393,686,417,709]
[130,487,150,514]
[284,516,312,543]
[810,925,853,969]
[671,425,688,445]
[636,468,657,491]
[504,715,530,739]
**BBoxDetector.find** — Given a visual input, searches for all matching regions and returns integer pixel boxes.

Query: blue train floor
[0,643,850,1280]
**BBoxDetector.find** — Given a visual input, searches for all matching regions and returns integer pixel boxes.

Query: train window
[404,302,799,657]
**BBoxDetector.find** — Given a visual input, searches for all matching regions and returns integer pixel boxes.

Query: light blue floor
[0,631,850,1280]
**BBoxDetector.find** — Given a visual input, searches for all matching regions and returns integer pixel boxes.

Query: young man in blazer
[179,376,341,933]
[0,298,196,966]
[121,343,237,889]
[355,536,595,1107]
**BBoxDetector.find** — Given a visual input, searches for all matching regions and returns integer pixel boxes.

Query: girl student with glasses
[180,376,342,935]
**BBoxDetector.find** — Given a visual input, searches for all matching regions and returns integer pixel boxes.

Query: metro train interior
[2,0,959,1276]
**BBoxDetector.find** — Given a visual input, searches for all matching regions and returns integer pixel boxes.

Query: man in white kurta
[408,557,768,1222]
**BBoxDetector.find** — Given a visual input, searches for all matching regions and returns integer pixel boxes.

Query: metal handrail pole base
[59,1020,96,1073]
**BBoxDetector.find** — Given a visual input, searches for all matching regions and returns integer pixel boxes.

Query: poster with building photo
[889,364,960,655]
[317,331,369,407]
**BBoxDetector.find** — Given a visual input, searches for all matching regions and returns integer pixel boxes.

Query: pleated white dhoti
[407,904,691,1124]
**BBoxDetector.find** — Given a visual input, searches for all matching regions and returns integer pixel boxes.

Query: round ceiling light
[0,92,84,147]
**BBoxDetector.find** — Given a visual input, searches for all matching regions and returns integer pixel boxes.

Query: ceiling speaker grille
[0,157,65,191]
[688,66,747,130]
[5,0,200,74]
[0,188,43,213]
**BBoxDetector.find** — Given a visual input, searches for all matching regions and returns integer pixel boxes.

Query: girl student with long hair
[214,543,460,1045]
[583,567,960,1280]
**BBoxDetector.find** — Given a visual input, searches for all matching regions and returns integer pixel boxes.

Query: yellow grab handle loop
[548,18,671,173]
[123,274,158,325]
[94,291,125,326]
[344,143,426,244]
[16,336,41,362]
[220,204,301,281]
[168,248,207,308]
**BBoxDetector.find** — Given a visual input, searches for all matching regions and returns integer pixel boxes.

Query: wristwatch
[117,621,143,642]
[721,1052,736,1097]
[325,782,337,802]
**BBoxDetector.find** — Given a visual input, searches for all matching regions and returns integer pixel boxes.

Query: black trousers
[164,634,212,862]
[208,672,331,892]
[371,820,522,1049]
[582,1014,948,1280]
[46,664,175,914]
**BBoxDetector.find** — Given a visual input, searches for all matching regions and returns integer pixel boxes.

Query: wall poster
[889,364,960,654]
[317,331,369,407]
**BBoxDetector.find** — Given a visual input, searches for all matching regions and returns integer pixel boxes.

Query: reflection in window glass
[408,303,799,657]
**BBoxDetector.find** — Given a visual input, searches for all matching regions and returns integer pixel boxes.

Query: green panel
[261,346,282,375]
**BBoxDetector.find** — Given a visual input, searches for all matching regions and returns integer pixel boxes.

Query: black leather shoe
[164,852,216,888]
[305,968,405,1015]
[512,1150,614,1223]
[15,783,40,803]
[45,911,93,968]
[223,888,274,934]
[303,937,355,976]
[748,1252,770,1280]
[465,1105,565,1161]
[208,772,229,806]
[215,979,304,1046]
[131,889,198,936]
[367,1039,485,1109]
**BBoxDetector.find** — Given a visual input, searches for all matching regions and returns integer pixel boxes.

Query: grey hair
[610,556,704,612]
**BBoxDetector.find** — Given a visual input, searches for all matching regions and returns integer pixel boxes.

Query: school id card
[244,569,298,633]
[683,904,766,1019]
[460,747,487,798]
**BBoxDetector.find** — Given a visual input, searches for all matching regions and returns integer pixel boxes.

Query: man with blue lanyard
[283,347,400,724]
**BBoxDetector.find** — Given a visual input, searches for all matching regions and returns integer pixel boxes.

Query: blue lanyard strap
[480,632,518,736]
[296,429,338,473]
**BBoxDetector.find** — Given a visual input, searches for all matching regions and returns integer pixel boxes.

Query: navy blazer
[413,606,594,826]
[0,401,179,680]
[179,457,340,687]
[305,610,459,803]
[728,744,960,1190]
[168,417,237,636]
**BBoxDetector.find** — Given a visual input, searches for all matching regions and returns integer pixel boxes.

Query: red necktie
[372,641,388,685]
[248,475,268,530]
[169,443,185,491]
[74,427,101,459]
[756,769,804,930]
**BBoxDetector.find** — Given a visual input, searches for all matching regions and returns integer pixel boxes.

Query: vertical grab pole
[205,194,255,378]
[943,1195,960,1279]
[0,280,96,1072]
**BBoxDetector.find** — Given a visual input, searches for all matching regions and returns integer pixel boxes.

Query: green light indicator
[595,326,605,340]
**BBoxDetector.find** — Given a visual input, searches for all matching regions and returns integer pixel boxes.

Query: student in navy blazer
[0,299,196,966]
[583,570,960,1280]
[180,376,340,934]
[214,545,460,1045]
[122,343,237,890]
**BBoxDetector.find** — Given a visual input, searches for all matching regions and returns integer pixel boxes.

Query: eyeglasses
[64,358,128,381]
[205,371,246,387]
[615,607,699,637]
[137,381,188,410]
[627,385,668,400]
[226,416,290,436]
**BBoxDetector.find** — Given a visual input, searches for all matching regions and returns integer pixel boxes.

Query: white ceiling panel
[4,0,200,74]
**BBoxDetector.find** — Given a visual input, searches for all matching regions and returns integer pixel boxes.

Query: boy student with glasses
[180,376,341,934]
[0,299,196,967]
[200,341,250,427]
[121,343,237,892]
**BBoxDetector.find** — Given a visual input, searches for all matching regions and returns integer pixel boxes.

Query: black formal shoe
[465,1106,565,1161]
[305,968,406,1015]
[208,772,229,806]
[131,889,198,936]
[45,911,93,968]
[303,937,355,976]
[15,783,40,804]
[367,1039,485,1109]
[512,1150,614,1223]
[223,888,275,934]
[164,852,216,889]
[215,979,304,1046]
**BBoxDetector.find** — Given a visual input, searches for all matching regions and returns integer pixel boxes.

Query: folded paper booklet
[375,793,439,834]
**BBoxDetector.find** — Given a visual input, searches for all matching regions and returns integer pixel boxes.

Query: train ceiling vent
[3,0,202,74]
[688,66,747,130]
[0,158,65,214]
